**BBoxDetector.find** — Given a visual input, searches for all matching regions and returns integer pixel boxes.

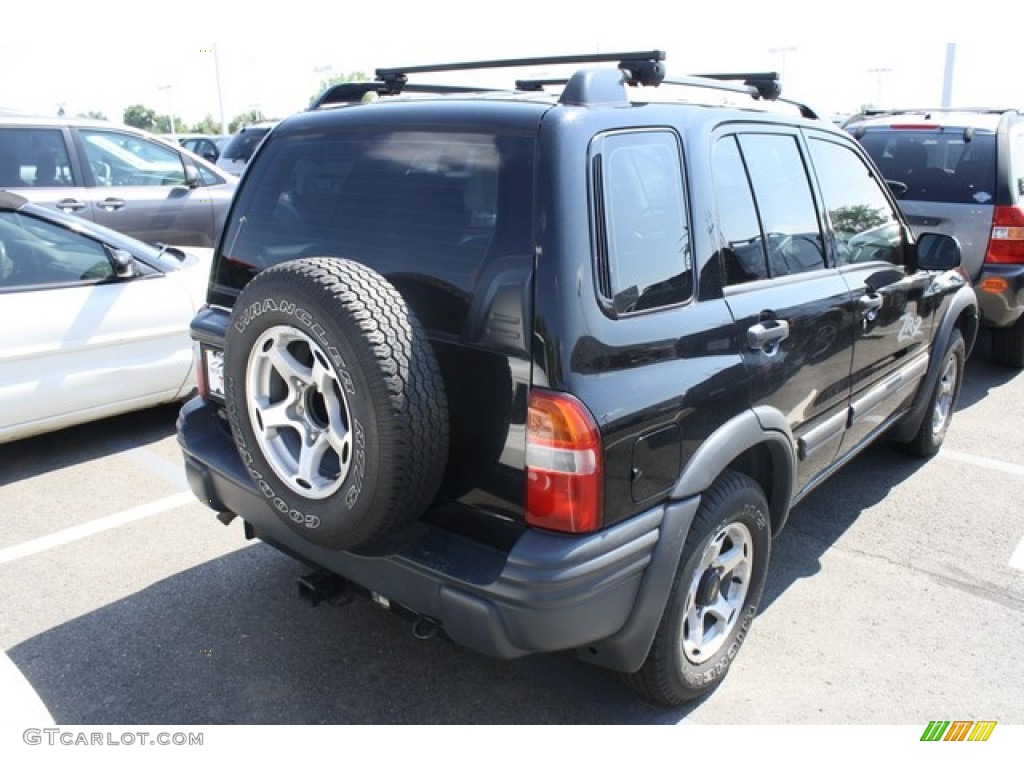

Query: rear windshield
[221,127,271,161]
[858,130,996,204]
[211,127,535,313]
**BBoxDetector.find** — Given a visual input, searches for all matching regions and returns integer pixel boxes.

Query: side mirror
[916,232,962,271]
[108,247,137,278]
[183,163,201,189]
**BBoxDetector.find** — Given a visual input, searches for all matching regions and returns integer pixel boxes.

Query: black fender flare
[888,283,978,443]
[671,405,796,531]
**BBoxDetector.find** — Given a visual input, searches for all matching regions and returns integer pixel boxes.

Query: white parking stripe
[0,652,53,725]
[0,492,195,566]
[1011,538,1024,572]
[939,449,1024,477]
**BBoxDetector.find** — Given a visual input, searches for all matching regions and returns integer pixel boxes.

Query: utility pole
[941,43,956,108]
[213,44,227,136]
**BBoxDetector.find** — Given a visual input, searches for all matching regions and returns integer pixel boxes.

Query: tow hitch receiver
[297,569,351,607]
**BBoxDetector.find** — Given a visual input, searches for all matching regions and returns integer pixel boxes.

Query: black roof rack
[308,49,819,117]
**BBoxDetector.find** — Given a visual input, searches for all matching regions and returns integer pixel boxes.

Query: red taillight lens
[985,205,1024,264]
[525,389,603,533]
[888,123,940,130]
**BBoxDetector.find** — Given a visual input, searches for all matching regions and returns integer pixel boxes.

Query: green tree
[123,104,159,131]
[190,115,221,135]
[78,111,108,121]
[229,109,268,134]
[309,71,371,107]
[831,204,887,234]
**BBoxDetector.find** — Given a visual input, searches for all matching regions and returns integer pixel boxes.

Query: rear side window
[592,130,692,314]
[0,128,75,188]
[1012,131,1024,201]
[858,130,997,204]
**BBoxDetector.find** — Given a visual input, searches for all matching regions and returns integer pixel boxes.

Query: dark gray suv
[847,108,1024,367]
[0,116,237,247]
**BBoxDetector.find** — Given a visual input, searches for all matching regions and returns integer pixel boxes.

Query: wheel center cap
[696,569,722,607]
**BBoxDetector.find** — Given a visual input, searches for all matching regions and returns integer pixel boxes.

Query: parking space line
[939,449,1024,478]
[0,492,195,566]
[1011,538,1024,573]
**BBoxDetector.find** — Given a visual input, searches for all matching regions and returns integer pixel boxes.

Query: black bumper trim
[176,398,698,668]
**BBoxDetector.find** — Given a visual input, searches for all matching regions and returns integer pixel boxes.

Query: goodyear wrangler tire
[625,470,770,706]
[224,257,448,552]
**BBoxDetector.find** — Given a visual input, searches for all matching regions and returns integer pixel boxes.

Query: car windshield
[221,128,271,161]
[859,130,996,205]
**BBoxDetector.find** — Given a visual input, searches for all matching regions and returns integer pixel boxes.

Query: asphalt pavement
[1,333,1022,726]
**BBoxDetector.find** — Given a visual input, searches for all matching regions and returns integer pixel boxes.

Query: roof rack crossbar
[375,50,665,80]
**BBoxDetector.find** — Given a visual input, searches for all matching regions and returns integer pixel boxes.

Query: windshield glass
[859,130,996,205]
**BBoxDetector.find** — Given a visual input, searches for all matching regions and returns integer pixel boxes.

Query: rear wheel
[625,470,771,706]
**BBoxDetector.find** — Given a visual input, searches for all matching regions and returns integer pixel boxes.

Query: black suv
[177,51,978,706]
[846,108,1024,367]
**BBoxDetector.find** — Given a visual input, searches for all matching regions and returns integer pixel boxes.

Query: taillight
[193,341,208,399]
[525,388,603,533]
[985,205,1024,264]
[888,123,940,130]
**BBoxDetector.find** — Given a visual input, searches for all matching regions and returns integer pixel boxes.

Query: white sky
[2,1,1018,129]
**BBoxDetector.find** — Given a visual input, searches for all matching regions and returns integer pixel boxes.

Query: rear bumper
[976,264,1024,328]
[176,397,697,672]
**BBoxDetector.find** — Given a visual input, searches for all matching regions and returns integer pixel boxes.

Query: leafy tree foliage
[309,71,371,107]
[123,104,158,131]
[229,109,268,134]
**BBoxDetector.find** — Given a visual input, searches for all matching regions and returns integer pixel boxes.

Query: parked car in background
[176,134,229,164]
[0,190,210,444]
[847,108,1024,367]
[0,116,237,248]
[215,121,278,176]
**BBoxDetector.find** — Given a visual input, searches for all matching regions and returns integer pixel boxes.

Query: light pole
[769,46,797,85]
[867,67,892,107]
[213,44,227,136]
[158,84,177,137]
[941,43,956,108]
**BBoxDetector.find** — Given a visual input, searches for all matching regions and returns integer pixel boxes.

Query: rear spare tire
[223,257,448,551]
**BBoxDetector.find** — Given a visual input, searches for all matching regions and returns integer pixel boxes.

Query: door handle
[747,319,790,354]
[98,198,126,211]
[858,293,884,323]
[56,198,87,212]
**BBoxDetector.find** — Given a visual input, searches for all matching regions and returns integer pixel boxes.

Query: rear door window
[712,132,825,285]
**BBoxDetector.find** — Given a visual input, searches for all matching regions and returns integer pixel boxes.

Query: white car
[0,190,211,444]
